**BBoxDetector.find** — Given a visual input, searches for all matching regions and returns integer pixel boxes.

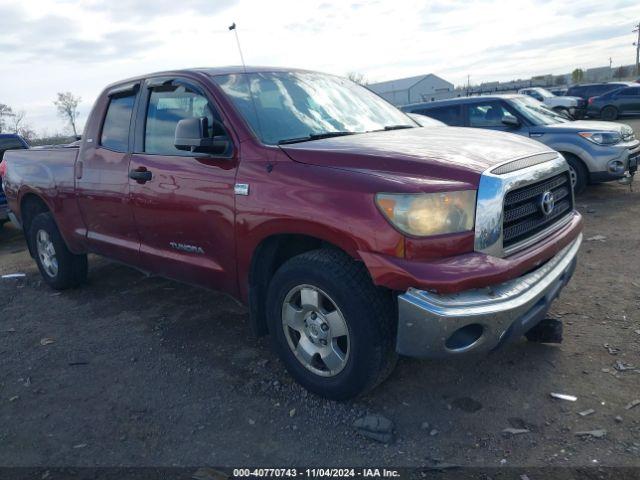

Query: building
[368,74,454,106]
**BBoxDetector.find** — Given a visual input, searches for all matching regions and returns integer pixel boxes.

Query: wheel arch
[20,192,53,257]
[247,233,358,337]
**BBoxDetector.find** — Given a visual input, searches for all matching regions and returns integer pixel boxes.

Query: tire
[29,212,87,290]
[600,106,618,121]
[266,249,397,400]
[564,154,588,195]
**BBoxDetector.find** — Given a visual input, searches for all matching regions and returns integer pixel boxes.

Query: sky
[1,0,639,134]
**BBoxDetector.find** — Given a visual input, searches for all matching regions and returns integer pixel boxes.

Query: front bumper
[396,234,582,358]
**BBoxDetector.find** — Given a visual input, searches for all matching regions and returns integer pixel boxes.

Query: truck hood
[530,120,633,135]
[545,96,581,107]
[279,127,554,184]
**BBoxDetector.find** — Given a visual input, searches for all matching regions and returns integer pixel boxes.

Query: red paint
[2,68,583,304]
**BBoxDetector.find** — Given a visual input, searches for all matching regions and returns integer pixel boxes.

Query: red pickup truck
[1,67,583,399]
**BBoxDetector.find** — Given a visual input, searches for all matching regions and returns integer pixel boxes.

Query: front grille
[502,173,573,249]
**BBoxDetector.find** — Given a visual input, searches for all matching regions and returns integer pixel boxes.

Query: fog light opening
[608,160,624,174]
[445,324,484,351]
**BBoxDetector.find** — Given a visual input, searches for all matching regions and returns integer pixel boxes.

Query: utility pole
[634,21,640,77]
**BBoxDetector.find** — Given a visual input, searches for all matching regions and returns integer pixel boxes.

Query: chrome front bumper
[396,234,582,358]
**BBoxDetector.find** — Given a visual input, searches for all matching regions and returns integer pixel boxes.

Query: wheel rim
[36,229,58,278]
[282,284,350,377]
[569,165,578,189]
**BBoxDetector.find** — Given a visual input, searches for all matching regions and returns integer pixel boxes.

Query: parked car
[1,68,583,399]
[517,87,586,118]
[549,87,568,96]
[402,95,640,193]
[587,85,640,120]
[0,133,29,228]
[565,82,633,101]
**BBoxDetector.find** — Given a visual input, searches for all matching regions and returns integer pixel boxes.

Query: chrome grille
[502,173,573,249]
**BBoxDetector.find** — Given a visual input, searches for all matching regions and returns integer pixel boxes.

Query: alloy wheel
[281,284,350,377]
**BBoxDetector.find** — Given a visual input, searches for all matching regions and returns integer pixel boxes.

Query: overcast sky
[1,0,639,134]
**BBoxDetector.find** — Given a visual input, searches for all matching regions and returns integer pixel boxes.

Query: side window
[619,87,640,96]
[101,94,136,152]
[144,84,226,156]
[417,106,462,126]
[468,102,512,127]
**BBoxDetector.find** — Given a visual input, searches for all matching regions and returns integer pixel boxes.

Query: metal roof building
[368,74,454,106]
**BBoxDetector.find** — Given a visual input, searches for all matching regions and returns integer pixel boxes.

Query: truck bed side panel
[4,148,87,253]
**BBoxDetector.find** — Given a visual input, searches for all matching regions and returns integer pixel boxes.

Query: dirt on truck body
[2,67,582,400]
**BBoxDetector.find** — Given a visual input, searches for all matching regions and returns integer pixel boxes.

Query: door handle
[129,167,152,183]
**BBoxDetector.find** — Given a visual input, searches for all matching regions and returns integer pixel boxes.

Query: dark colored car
[402,95,639,193]
[587,85,640,120]
[566,82,633,101]
[1,67,582,399]
[0,133,30,228]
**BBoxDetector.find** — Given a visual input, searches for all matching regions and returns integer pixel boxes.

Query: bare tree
[11,110,25,133]
[0,103,14,133]
[54,92,81,136]
[347,72,368,86]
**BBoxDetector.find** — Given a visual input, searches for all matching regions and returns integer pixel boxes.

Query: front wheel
[266,249,397,400]
[29,212,88,290]
[564,154,588,194]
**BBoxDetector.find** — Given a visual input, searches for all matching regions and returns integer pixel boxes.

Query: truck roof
[103,66,318,90]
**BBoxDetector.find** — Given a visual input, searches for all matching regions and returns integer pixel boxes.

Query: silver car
[402,95,640,193]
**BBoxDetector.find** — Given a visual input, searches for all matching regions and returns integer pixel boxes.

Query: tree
[10,110,25,133]
[0,103,14,133]
[54,92,81,136]
[347,72,368,86]
[571,68,584,84]
[613,66,626,79]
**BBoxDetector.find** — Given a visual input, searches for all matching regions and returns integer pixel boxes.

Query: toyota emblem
[540,191,555,216]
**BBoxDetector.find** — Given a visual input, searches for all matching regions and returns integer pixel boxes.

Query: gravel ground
[1,119,639,470]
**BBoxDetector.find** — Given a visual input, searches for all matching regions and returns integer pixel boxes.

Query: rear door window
[415,105,463,126]
[101,94,136,152]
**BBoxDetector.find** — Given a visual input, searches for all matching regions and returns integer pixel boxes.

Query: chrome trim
[474,153,571,258]
[396,234,582,358]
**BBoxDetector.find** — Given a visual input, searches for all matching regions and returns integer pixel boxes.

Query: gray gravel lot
[0,118,639,469]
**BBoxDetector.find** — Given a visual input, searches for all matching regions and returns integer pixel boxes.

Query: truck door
[76,84,141,265]
[128,78,238,295]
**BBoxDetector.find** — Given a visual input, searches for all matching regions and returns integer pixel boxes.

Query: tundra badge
[169,242,205,255]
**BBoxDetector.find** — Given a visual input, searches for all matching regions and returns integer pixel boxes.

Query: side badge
[234,183,250,196]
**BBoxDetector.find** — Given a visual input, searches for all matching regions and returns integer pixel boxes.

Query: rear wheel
[600,106,618,121]
[564,154,588,194]
[30,212,87,289]
[266,249,397,400]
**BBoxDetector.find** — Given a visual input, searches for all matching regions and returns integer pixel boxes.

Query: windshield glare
[212,72,414,145]
[511,96,569,125]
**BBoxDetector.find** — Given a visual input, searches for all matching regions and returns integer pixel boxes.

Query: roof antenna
[228,23,247,73]
[228,22,265,144]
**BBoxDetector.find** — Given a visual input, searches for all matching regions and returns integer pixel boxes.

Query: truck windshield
[510,97,570,126]
[212,72,415,145]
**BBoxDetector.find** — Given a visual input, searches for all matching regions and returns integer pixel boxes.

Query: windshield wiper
[278,131,356,145]
[368,125,415,132]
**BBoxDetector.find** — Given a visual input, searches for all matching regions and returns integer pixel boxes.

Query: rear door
[128,77,239,294]
[615,87,640,114]
[75,83,141,264]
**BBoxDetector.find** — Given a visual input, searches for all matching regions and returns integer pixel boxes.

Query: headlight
[578,131,622,145]
[375,191,476,237]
